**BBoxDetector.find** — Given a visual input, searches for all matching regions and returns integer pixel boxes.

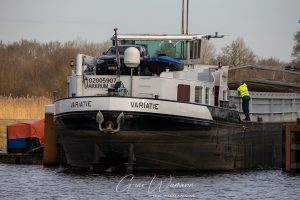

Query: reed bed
[0,95,52,120]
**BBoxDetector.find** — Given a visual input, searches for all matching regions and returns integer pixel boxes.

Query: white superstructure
[67,33,229,108]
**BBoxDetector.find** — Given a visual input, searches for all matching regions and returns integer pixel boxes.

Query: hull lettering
[130,102,159,110]
[71,101,92,108]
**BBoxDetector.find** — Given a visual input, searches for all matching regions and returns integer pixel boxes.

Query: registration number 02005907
[84,77,117,89]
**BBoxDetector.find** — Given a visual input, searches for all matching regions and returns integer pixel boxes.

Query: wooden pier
[0,152,42,164]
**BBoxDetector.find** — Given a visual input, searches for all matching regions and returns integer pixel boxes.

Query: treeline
[0,39,110,97]
[211,33,300,68]
[201,38,287,67]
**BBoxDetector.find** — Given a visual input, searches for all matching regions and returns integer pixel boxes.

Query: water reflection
[0,164,299,200]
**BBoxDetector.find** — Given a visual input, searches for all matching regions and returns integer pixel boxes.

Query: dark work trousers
[242,96,250,120]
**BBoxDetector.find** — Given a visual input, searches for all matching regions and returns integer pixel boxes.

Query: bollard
[43,104,59,166]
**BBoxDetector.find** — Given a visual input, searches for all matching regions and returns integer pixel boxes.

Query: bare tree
[291,31,300,68]
[200,40,216,64]
[217,38,256,67]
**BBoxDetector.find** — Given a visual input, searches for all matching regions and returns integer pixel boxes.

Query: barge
[54,31,300,172]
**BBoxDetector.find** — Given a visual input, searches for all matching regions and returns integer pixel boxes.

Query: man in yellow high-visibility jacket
[237,81,251,121]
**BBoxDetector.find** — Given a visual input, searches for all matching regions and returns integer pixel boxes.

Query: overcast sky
[0,0,299,62]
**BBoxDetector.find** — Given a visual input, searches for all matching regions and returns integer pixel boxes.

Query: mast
[186,0,189,34]
[181,0,189,35]
[181,0,185,34]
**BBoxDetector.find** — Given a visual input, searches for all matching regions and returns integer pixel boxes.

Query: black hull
[57,113,282,171]
[55,111,283,171]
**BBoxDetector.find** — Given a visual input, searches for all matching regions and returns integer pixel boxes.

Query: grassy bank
[0,96,52,150]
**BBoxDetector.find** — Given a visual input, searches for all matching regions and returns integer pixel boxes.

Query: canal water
[0,164,299,200]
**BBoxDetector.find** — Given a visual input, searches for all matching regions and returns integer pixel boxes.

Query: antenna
[114,28,121,77]
[203,32,225,40]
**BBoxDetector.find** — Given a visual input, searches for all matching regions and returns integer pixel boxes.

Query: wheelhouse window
[120,40,187,60]
[105,46,147,56]
[190,40,201,59]
[195,86,202,103]
[205,88,210,105]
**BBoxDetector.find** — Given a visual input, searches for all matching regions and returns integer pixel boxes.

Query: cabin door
[177,84,190,103]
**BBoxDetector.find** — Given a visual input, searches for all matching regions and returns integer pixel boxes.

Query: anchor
[96,111,124,133]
